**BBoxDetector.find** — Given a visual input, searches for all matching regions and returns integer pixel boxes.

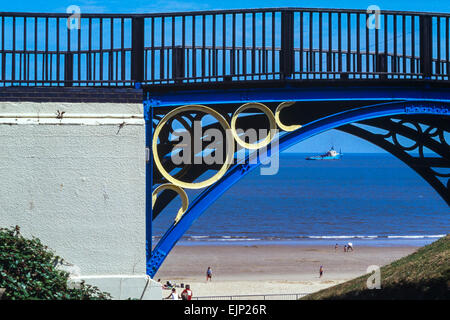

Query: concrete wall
[0,99,161,299]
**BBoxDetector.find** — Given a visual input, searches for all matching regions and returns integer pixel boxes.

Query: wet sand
[155,244,418,298]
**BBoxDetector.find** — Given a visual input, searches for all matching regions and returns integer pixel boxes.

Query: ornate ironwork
[148,101,450,277]
[338,115,449,205]
[1,9,450,87]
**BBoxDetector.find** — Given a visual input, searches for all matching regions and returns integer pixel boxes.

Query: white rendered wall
[0,101,161,299]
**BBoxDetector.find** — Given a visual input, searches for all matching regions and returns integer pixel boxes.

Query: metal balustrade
[0,8,449,87]
[191,292,309,300]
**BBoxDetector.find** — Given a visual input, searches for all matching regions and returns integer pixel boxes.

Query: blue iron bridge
[1,8,449,278]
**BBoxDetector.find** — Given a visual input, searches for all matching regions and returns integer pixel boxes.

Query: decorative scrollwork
[152,104,235,190]
[152,183,189,224]
[275,101,302,132]
[231,102,278,149]
[340,114,449,205]
[152,101,303,222]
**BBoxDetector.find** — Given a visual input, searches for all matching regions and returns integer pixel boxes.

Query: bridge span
[0,8,449,283]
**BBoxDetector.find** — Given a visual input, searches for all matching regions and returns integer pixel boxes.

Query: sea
[152,153,449,247]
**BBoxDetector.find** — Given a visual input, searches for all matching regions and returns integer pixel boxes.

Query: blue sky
[2,0,447,153]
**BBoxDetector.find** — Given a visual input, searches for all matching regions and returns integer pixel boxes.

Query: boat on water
[306,147,343,160]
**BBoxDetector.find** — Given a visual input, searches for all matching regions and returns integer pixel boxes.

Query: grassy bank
[303,235,449,300]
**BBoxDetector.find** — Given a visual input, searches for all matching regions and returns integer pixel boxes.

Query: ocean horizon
[152,153,449,247]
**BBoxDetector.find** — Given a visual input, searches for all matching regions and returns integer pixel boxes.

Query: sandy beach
[154,244,419,298]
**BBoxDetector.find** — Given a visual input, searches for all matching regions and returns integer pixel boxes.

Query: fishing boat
[306,147,343,160]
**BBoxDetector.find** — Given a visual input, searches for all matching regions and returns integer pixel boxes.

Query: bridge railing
[0,8,449,87]
[191,292,309,300]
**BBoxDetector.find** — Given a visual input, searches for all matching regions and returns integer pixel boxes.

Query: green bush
[0,225,111,300]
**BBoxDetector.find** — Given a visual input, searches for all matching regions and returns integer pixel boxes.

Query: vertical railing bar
[114,19,118,84]
[66,16,73,86]
[23,17,30,86]
[238,41,241,77]
[436,16,441,75]
[202,14,206,78]
[99,18,103,82]
[309,12,313,73]
[89,18,93,83]
[49,46,52,84]
[347,12,351,73]
[45,17,50,82]
[338,13,341,73]
[212,14,216,77]
[357,13,360,73]
[34,17,37,84]
[411,15,415,74]
[328,12,332,76]
[258,43,261,77]
[232,13,236,76]
[393,14,397,73]
[172,16,175,80]
[161,16,165,80]
[110,18,113,84]
[271,12,275,75]
[45,17,49,82]
[181,15,185,81]
[375,14,379,76]
[243,13,246,76]
[166,30,170,82]
[208,42,211,79]
[402,15,406,75]
[384,14,388,75]
[299,12,303,76]
[192,15,196,79]
[77,17,81,84]
[12,16,15,82]
[261,12,265,75]
[251,12,255,76]
[120,18,124,81]
[23,17,27,83]
[446,17,449,76]
[1,16,5,83]
[150,17,154,81]
[319,12,322,75]
[365,13,369,74]
[186,35,190,80]
[223,13,227,77]
[93,19,96,83]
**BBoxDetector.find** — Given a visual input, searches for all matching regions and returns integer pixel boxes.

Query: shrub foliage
[0,225,111,300]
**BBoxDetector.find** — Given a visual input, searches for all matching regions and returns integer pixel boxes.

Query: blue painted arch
[148,100,450,277]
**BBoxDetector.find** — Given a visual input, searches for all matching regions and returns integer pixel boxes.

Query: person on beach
[347,242,353,251]
[206,266,212,282]
[319,265,324,278]
[344,244,347,252]
[165,288,179,300]
[335,243,338,251]
[181,284,193,300]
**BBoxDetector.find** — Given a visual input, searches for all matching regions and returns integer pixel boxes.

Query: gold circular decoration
[152,105,235,190]
[275,101,302,132]
[152,183,189,224]
[230,102,277,149]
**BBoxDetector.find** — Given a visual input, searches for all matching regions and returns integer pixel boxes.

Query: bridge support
[147,101,450,278]
[420,16,433,79]
[339,116,449,205]
[280,11,294,79]
[132,17,145,84]
[64,53,73,87]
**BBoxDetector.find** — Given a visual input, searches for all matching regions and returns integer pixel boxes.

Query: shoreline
[172,238,439,247]
[155,244,420,298]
